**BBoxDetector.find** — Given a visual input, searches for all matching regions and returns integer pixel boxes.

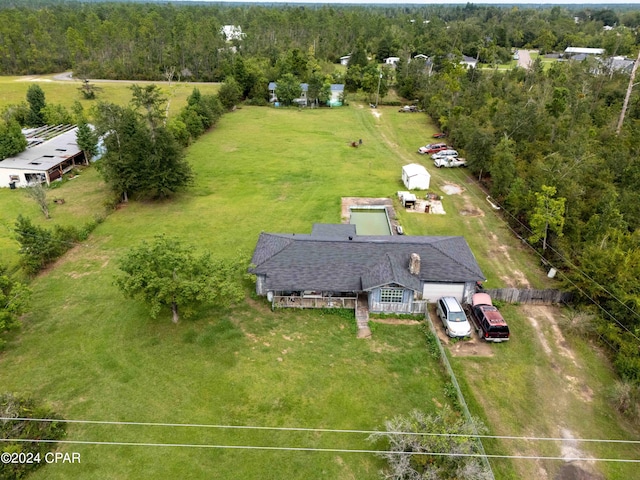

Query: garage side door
[422,283,465,303]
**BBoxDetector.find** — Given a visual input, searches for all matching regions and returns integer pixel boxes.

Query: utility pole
[375,72,383,107]
[616,49,640,136]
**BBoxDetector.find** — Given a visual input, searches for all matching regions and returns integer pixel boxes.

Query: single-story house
[461,55,478,69]
[564,47,605,57]
[385,57,400,66]
[602,56,635,75]
[340,55,351,66]
[249,223,485,314]
[411,54,434,75]
[0,125,88,188]
[268,82,344,107]
[402,163,430,190]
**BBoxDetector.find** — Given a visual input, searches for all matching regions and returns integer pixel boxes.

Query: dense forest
[1,1,640,383]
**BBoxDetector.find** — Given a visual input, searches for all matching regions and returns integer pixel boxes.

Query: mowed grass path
[0,105,450,479]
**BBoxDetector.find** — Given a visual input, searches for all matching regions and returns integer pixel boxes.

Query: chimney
[409,253,421,275]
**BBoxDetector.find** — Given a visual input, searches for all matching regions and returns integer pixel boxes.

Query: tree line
[0,2,638,82]
[414,56,640,389]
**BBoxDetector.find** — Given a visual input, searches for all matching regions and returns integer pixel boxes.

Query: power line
[2,417,639,445]
[1,437,639,463]
[454,170,640,343]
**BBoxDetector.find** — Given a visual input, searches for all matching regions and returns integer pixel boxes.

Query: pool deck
[341,197,399,235]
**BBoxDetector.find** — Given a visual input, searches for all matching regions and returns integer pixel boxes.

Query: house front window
[380,288,404,303]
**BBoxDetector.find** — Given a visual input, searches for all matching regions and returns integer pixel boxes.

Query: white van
[436,297,471,338]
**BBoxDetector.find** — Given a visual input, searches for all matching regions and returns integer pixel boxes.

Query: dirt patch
[370,318,422,325]
[446,338,494,357]
[428,307,493,357]
[554,429,604,480]
[459,207,484,217]
[459,194,485,217]
[371,110,382,119]
[523,305,576,366]
[410,199,446,215]
[441,182,464,195]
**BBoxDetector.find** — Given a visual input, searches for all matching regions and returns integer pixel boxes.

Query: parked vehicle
[399,105,419,112]
[470,293,510,342]
[431,149,458,160]
[418,143,448,155]
[432,132,447,139]
[436,297,471,338]
[434,156,467,168]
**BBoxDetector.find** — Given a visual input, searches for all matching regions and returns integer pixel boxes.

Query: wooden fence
[483,288,572,305]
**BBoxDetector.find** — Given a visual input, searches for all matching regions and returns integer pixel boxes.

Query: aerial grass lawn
[0,73,219,119]
[1,104,451,479]
[452,305,640,480]
[1,101,638,478]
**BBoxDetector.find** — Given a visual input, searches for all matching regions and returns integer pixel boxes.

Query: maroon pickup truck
[470,293,510,342]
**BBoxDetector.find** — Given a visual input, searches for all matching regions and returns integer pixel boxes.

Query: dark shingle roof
[250,224,485,292]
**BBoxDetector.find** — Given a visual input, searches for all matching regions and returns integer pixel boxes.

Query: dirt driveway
[517,49,534,69]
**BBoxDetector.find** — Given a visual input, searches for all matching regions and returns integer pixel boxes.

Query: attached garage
[422,283,466,303]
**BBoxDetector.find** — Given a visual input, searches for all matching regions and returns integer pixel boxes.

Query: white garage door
[422,283,465,303]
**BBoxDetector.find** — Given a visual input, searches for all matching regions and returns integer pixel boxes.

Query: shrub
[0,393,66,480]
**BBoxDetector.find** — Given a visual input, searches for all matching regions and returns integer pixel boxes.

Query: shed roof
[0,126,81,172]
[402,163,430,178]
[250,224,485,292]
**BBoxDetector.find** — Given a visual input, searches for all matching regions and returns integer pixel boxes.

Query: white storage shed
[402,163,430,190]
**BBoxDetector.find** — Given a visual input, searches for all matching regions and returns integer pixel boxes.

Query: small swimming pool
[349,207,392,235]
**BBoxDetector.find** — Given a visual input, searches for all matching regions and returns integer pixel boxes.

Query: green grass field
[1,84,638,479]
[1,102,453,479]
[0,73,219,119]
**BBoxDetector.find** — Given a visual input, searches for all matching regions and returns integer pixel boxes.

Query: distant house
[0,125,89,188]
[460,55,478,69]
[249,223,485,313]
[603,56,635,74]
[564,47,605,58]
[340,55,351,66]
[268,82,344,107]
[411,54,434,74]
[402,163,430,190]
[220,25,245,42]
[385,57,400,66]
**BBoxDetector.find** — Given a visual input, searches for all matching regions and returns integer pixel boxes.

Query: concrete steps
[356,294,371,338]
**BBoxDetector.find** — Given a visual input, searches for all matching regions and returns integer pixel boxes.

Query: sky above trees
[182,0,640,5]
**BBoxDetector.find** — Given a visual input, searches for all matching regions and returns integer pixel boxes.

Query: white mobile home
[0,125,87,188]
[402,163,430,190]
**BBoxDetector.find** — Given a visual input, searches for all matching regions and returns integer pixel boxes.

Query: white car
[436,297,471,338]
[431,149,458,160]
[433,157,467,168]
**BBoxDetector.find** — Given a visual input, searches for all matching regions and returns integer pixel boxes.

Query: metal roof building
[0,125,87,188]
